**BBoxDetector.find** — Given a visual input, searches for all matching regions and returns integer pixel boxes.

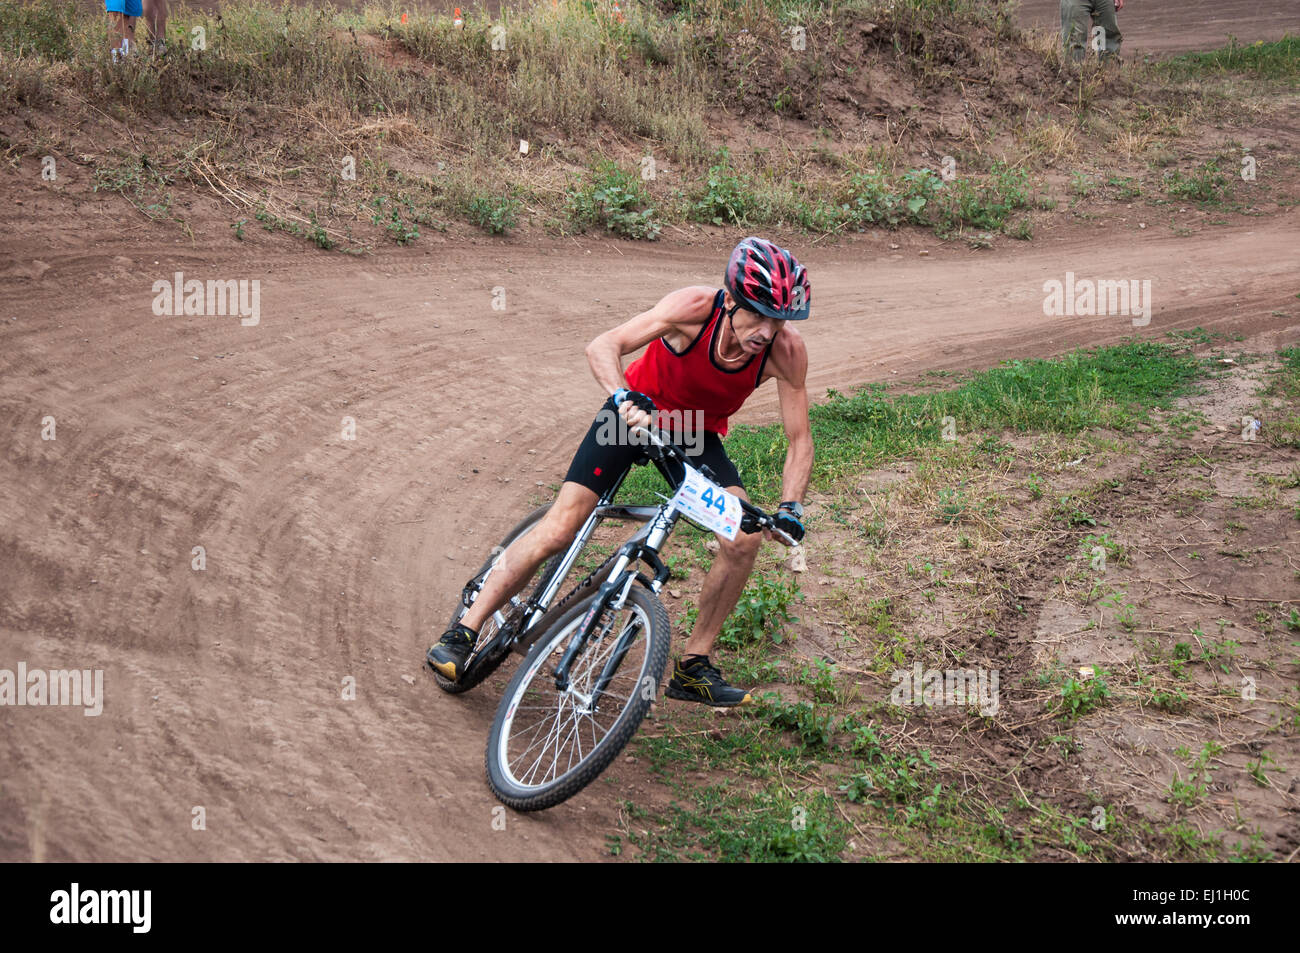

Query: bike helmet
[724,236,811,321]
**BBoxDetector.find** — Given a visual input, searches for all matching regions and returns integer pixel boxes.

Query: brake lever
[770,526,799,548]
[631,425,681,463]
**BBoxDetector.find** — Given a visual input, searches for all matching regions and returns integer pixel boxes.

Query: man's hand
[773,506,805,544]
[612,388,656,432]
[1115,0,1125,11]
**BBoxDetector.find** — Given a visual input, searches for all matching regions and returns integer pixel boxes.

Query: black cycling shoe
[664,655,753,707]
[426,623,477,680]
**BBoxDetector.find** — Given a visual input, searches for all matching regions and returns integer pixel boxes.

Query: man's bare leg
[683,485,762,658]
[459,481,599,633]
[428,481,599,678]
[663,484,761,706]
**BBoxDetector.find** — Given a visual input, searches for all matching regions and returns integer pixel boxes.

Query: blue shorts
[106,0,143,17]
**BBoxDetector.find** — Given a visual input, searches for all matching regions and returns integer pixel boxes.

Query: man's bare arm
[769,328,814,505]
[584,286,716,396]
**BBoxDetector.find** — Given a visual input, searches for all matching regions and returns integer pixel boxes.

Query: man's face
[723,293,782,354]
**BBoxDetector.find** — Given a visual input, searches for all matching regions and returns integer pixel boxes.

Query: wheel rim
[497,599,652,792]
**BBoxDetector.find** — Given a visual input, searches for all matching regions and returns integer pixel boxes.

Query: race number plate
[669,467,742,541]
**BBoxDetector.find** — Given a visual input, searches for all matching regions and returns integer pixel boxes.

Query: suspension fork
[551,558,634,692]
[590,612,644,708]
[587,541,673,706]
[552,506,677,694]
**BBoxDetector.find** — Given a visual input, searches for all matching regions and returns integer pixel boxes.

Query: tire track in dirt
[1,215,1297,860]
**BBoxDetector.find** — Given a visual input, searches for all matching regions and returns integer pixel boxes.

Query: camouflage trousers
[1061,0,1122,61]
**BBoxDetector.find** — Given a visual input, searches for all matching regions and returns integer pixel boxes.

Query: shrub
[691,147,754,225]
[566,161,661,240]
[467,193,521,235]
[1163,159,1227,202]
[0,0,74,61]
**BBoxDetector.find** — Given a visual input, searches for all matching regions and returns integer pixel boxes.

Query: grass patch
[614,339,1200,505]
[1163,159,1229,204]
[1157,36,1300,84]
[619,784,849,862]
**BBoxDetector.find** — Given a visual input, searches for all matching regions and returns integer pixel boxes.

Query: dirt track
[2,209,1298,860]
[4,0,1300,862]
[1016,0,1300,54]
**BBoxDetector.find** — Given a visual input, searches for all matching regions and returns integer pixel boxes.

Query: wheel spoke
[513,707,561,785]
[498,598,653,792]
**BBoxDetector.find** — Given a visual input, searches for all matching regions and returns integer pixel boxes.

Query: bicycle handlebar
[630,425,802,548]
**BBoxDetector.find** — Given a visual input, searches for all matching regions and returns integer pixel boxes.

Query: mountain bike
[432,425,797,811]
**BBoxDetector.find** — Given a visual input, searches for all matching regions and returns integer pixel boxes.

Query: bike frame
[504,451,680,657]
[473,428,795,684]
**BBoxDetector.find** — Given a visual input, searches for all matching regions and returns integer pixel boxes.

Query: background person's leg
[1092,0,1123,60]
[106,9,135,59]
[142,0,168,52]
[1059,0,1088,63]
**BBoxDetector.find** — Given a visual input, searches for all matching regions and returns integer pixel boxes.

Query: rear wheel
[485,582,670,810]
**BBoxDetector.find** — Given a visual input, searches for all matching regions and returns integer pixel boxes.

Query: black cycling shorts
[563,395,743,499]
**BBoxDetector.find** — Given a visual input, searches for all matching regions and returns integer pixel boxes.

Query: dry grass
[1019,119,1080,165]
[2,0,1294,246]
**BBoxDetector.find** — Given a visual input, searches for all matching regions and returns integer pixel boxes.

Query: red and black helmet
[724,237,811,321]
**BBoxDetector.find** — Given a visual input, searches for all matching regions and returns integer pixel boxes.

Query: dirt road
[6,0,1300,864]
[2,207,1297,860]
[1017,0,1300,54]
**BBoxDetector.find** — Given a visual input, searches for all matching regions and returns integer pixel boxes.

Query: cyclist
[427,237,814,706]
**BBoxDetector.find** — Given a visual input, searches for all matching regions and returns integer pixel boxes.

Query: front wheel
[485,582,670,811]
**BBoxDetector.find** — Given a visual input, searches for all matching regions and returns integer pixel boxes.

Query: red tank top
[624,290,772,437]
